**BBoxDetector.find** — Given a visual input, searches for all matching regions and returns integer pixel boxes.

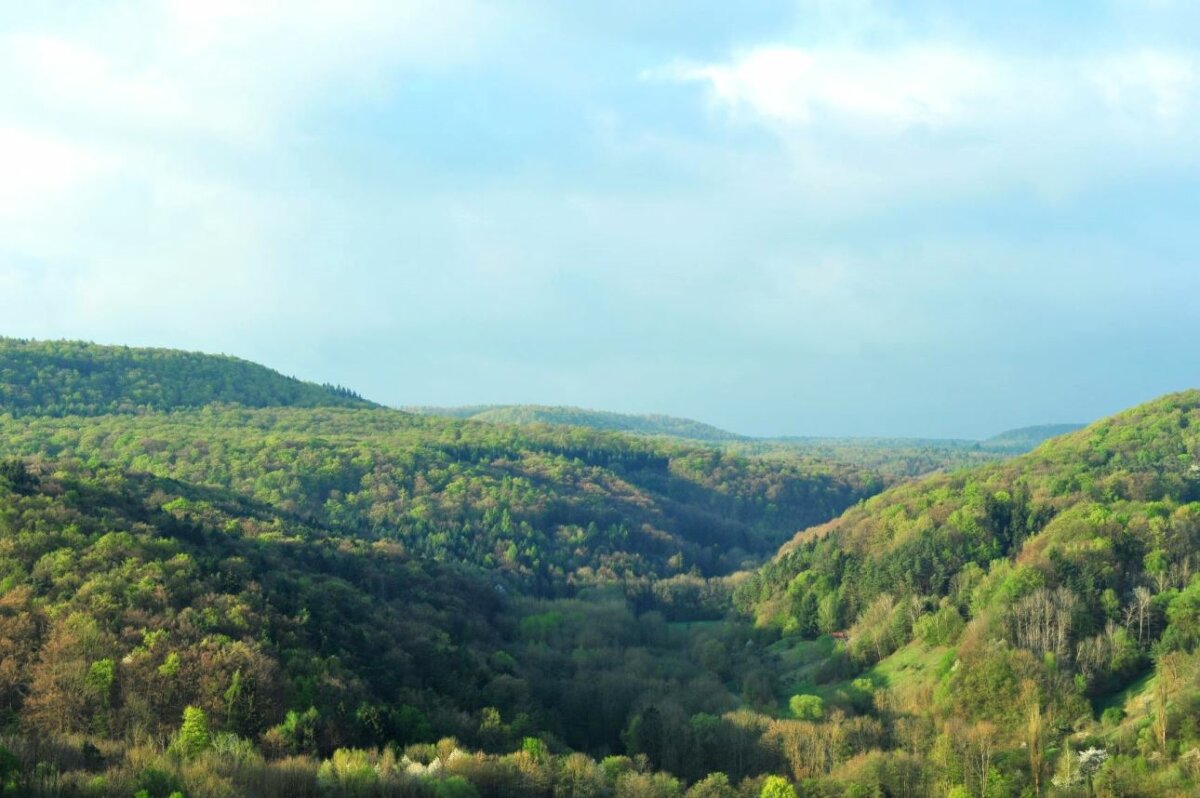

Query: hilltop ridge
[0,337,371,417]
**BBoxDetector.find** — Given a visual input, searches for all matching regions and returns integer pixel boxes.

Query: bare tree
[1010,587,1077,658]
[1131,586,1153,646]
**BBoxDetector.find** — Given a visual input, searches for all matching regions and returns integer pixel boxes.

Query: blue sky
[1,1,1197,437]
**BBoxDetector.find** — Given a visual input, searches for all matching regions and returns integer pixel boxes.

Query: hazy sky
[1,1,1198,437]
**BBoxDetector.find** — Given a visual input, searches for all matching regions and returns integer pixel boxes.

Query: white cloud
[661,46,998,132]
[652,41,1200,209]
[1089,50,1197,124]
[3,0,503,146]
[0,126,111,214]
[0,0,514,342]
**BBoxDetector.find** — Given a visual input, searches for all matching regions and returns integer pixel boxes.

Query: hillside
[0,338,371,417]
[0,457,798,794]
[980,422,1086,452]
[407,404,745,442]
[0,342,888,796]
[735,390,1200,795]
[0,342,878,592]
[0,406,875,593]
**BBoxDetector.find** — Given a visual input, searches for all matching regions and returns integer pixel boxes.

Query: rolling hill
[735,389,1200,795]
[979,422,1086,452]
[0,340,878,593]
[0,337,371,417]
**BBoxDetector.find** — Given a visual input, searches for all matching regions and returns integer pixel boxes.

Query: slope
[732,389,1200,793]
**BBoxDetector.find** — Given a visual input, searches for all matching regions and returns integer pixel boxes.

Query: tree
[0,459,36,494]
[1022,682,1045,797]
[176,706,211,758]
[1009,587,1077,657]
[556,752,608,798]
[787,695,823,721]
[758,775,796,798]
[963,721,998,798]
[685,773,736,798]
[1152,652,1184,753]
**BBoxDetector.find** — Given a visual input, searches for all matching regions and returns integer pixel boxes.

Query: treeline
[0,720,910,798]
[0,338,371,417]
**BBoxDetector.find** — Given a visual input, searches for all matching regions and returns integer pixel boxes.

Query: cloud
[657,46,998,131]
[4,0,504,146]
[0,0,516,343]
[0,126,110,214]
[652,41,1200,207]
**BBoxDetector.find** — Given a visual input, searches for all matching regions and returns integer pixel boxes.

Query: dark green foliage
[0,338,371,417]
[0,460,35,495]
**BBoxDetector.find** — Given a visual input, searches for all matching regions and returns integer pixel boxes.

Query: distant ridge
[405,403,745,442]
[980,422,1085,452]
[0,337,373,417]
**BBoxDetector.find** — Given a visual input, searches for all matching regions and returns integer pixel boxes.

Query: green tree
[176,705,211,758]
[787,695,823,721]
[758,775,797,798]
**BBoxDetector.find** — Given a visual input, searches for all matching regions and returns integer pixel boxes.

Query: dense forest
[0,407,875,593]
[735,391,1200,796]
[0,341,1195,797]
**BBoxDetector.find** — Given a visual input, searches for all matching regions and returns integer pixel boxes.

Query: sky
[1,0,1198,438]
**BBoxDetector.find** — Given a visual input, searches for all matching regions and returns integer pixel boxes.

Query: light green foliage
[787,694,823,721]
[85,659,115,699]
[913,603,965,646]
[317,748,378,790]
[157,651,180,677]
[685,772,736,798]
[758,775,797,798]
[176,705,211,758]
[616,770,682,798]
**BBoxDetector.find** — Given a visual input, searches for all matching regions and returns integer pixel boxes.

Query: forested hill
[0,406,877,592]
[407,404,745,442]
[980,422,1086,452]
[0,338,371,417]
[734,389,1200,794]
[747,389,1200,625]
